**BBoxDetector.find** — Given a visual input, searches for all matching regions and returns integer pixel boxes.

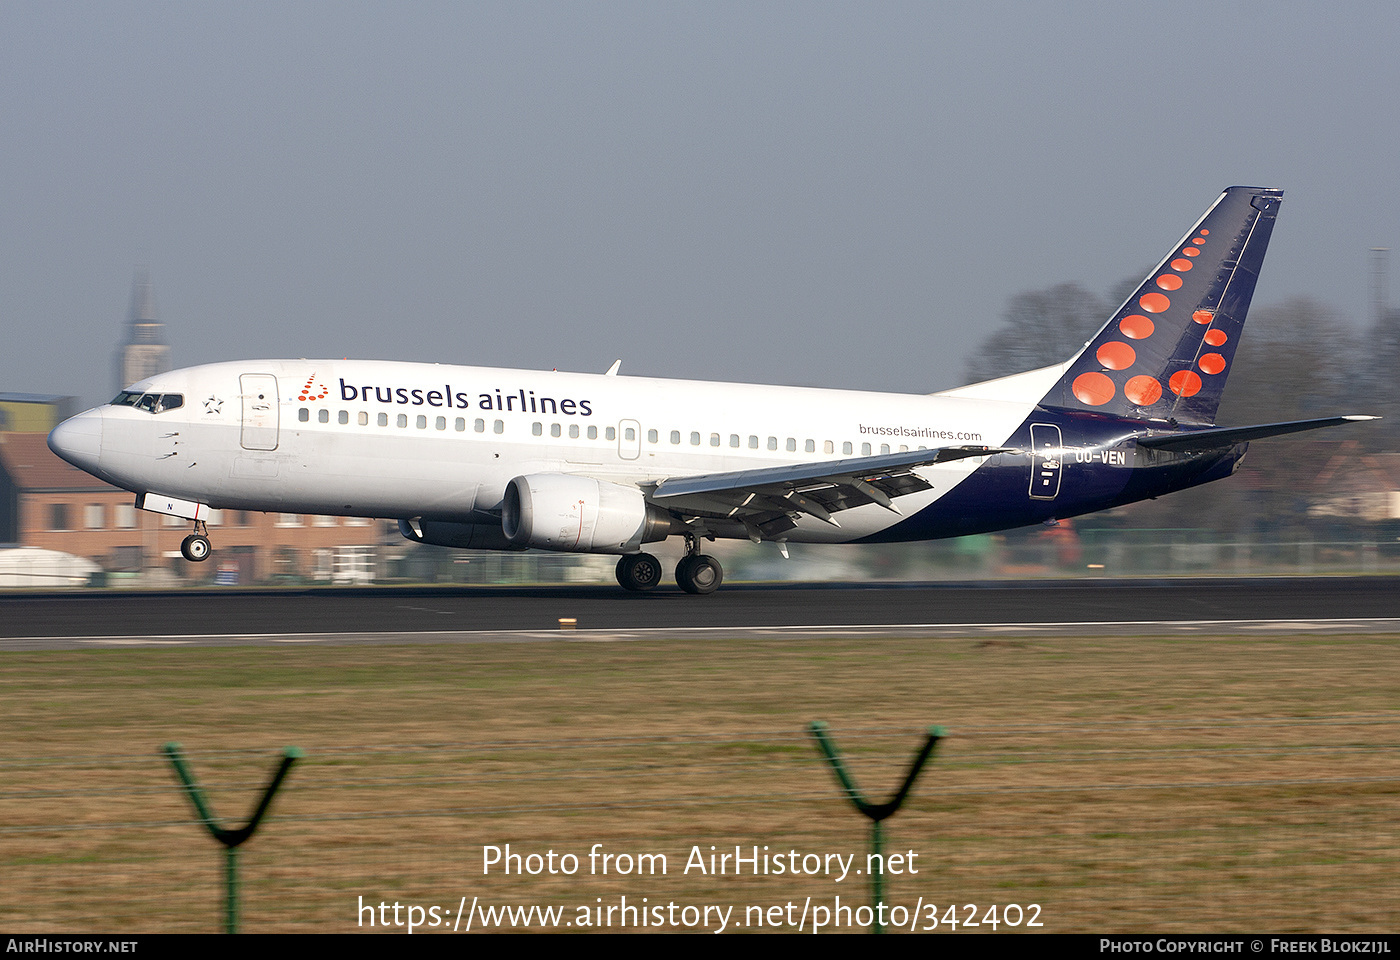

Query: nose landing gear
[180,520,212,562]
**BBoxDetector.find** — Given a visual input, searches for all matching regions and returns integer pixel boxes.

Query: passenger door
[240,374,280,451]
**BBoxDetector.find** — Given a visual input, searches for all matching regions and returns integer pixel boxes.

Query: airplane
[48,186,1375,594]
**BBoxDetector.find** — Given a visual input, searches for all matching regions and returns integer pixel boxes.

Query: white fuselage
[67,359,1050,544]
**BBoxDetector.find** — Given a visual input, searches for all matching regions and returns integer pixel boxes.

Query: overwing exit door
[617,419,641,460]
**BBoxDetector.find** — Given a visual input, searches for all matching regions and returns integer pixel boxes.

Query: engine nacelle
[501,474,676,553]
[398,518,524,551]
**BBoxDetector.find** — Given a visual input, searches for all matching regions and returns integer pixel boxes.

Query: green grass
[1,633,1399,932]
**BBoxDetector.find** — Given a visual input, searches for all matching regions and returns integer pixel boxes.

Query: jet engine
[398,518,524,551]
[501,474,677,553]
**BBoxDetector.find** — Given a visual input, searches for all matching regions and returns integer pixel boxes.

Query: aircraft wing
[1136,416,1379,452]
[650,445,1006,533]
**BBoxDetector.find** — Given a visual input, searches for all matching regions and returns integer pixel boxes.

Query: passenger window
[298,408,309,422]
[843,441,853,455]
[493,420,504,434]
[358,412,369,426]
[338,410,349,425]
[710,433,720,447]
[785,438,795,452]
[899,444,908,453]
[569,424,580,438]
[435,416,446,430]
[805,439,815,453]
[551,423,561,438]
[648,429,658,443]
[474,418,485,432]
[378,413,388,427]
[767,437,778,451]
[730,434,740,448]
[416,415,427,429]
[880,444,890,455]
[670,430,681,445]
[603,426,613,440]
[455,418,466,431]
[397,414,408,428]
[749,435,759,449]
[318,409,329,423]
[691,432,701,446]
[624,427,634,441]
[532,422,543,436]
[587,426,597,439]
[824,440,833,454]
[861,443,871,456]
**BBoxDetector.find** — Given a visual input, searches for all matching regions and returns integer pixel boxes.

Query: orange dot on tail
[1119,315,1154,339]
[1198,353,1227,375]
[1192,237,1206,245]
[1072,372,1116,406]
[1183,247,1200,257]
[1192,310,1214,324]
[1204,329,1228,346]
[1124,375,1163,405]
[1169,371,1203,397]
[1171,258,1193,272]
[1096,341,1136,370]
[1199,229,1209,235]
[1139,292,1171,313]
[1156,274,1183,291]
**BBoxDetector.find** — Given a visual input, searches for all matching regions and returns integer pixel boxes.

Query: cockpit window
[109,391,184,414]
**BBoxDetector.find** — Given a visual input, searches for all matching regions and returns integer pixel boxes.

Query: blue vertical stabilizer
[1043,186,1282,426]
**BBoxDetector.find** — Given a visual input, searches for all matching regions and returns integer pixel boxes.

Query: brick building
[0,432,390,584]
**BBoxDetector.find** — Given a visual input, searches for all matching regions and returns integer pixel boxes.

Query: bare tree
[961,283,1111,384]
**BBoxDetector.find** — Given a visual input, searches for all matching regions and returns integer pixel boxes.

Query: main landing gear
[614,536,724,595]
[616,552,663,592]
[675,532,722,595]
[676,553,722,595]
[180,520,212,563]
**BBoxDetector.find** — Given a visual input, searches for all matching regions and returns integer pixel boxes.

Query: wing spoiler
[651,445,1006,502]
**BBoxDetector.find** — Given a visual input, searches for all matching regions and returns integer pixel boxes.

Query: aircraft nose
[48,409,104,474]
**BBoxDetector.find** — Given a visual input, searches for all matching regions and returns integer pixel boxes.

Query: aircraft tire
[616,553,662,592]
[676,554,723,595]
[181,534,212,563]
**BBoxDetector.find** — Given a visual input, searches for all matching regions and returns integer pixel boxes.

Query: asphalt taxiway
[1,577,1397,650]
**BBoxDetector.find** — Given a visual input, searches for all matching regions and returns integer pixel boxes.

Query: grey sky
[3,2,1398,409]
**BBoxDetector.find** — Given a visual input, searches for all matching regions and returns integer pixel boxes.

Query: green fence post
[808,721,943,934]
[163,742,302,934]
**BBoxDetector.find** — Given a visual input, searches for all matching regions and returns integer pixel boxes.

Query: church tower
[115,269,171,392]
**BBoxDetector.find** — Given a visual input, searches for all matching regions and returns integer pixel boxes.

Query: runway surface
[1,577,1398,650]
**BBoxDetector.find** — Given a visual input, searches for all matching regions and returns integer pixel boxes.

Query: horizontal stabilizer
[1135,416,1379,452]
